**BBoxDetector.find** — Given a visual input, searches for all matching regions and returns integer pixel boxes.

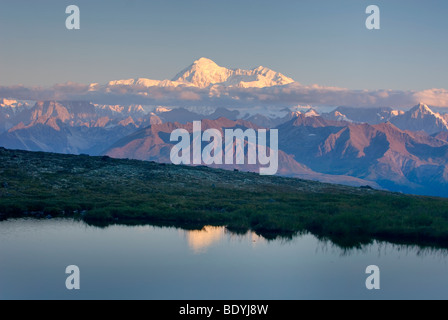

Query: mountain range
[1,98,448,196]
[321,106,405,124]
[1,59,448,197]
[390,103,448,135]
[104,118,380,188]
[100,57,295,90]
[277,114,448,196]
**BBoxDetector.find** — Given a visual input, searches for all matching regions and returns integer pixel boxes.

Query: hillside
[104,118,379,188]
[1,147,448,249]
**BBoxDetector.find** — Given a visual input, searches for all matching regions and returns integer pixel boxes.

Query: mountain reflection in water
[183,226,265,253]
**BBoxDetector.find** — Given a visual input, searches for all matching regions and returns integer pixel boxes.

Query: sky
[0,0,447,92]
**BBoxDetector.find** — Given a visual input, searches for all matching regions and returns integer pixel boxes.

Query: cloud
[0,85,55,101]
[178,91,201,101]
[414,89,448,107]
[1,82,447,109]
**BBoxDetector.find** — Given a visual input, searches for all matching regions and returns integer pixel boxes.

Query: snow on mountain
[242,110,302,128]
[242,114,277,128]
[277,114,448,196]
[238,106,320,128]
[391,110,406,117]
[107,78,193,88]
[0,99,18,108]
[390,103,448,134]
[181,106,217,116]
[321,110,353,123]
[289,105,321,118]
[239,106,290,119]
[303,108,319,118]
[102,58,295,91]
[94,104,148,116]
[0,100,165,155]
[0,99,35,113]
[172,58,295,88]
[443,113,448,122]
[321,106,400,125]
[417,104,448,127]
[155,106,173,114]
[151,107,238,124]
[2,97,448,196]
[0,99,33,108]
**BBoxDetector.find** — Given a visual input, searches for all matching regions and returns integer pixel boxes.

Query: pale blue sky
[0,0,447,91]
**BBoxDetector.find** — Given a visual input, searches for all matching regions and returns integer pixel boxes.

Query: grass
[1,147,448,249]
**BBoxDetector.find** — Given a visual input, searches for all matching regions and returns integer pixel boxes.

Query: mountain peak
[408,103,438,119]
[171,58,295,88]
[104,59,295,90]
[252,66,269,72]
[171,58,230,87]
[192,57,219,66]
[390,102,448,134]
[412,103,434,114]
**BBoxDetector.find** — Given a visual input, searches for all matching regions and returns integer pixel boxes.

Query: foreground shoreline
[1,147,448,249]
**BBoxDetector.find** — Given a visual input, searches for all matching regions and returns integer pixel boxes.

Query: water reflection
[183,226,265,253]
[314,238,448,259]
[1,218,448,299]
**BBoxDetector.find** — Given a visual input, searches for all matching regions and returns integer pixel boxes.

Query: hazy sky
[1,0,447,91]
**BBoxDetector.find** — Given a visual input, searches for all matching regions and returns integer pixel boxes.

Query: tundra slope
[1,147,448,249]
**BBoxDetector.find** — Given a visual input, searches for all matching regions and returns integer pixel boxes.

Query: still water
[0,218,447,300]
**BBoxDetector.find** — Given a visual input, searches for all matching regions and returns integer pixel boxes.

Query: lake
[0,218,447,300]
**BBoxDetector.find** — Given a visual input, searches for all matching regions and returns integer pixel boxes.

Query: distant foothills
[1,58,447,197]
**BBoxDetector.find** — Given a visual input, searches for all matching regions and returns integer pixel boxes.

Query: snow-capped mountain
[0,99,35,132]
[241,107,317,128]
[390,103,448,134]
[1,98,448,196]
[106,78,193,88]
[319,104,448,135]
[443,113,448,122]
[0,101,162,154]
[322,110,353,123]
[94,104,148,117]
[101,58,295,90]
[302,108,319,118]
[321,106,403,124]
[0,98,34,110]
[171,57,295,88]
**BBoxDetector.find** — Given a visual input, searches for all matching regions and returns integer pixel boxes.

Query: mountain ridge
[103,117,381,188]
[1,99,448,196]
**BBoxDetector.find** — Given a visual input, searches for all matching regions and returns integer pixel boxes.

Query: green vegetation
[1,147,448,249]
